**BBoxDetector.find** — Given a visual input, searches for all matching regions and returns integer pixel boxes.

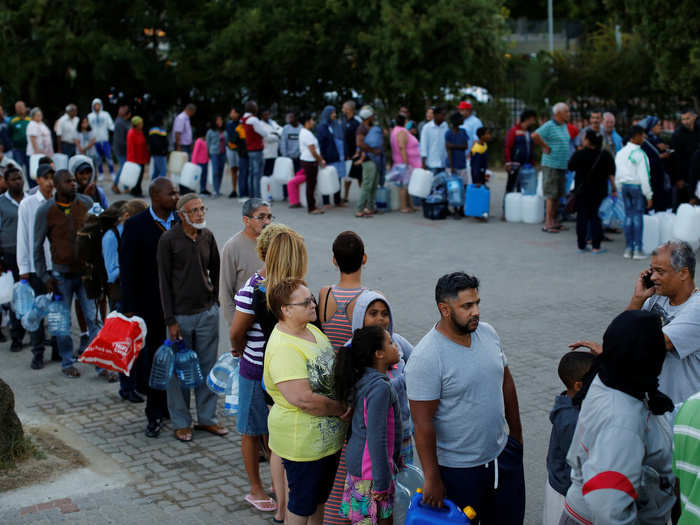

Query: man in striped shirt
[532,102,571,232]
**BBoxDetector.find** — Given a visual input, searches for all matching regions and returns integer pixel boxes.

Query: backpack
[77,211,121,300]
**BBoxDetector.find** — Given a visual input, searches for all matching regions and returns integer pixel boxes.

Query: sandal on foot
[174,428,192,442]
[244,494,277,512]
[194,423,229,436]
[541,227,560,233]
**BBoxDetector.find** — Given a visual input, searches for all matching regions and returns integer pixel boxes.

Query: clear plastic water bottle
[47,294,71,336]
[519,163,537,195]
[149,340,175,390]
[446,177,463,208]
[207,352,237,394]
[12,279,35,317]
[174,340,203,389]
[393,479,412,525]
[88,202,104,216]
[21,293,51,332]
[376,187,389,210]
[224,362,240,414]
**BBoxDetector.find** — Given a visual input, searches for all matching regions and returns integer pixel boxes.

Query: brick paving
[0,172,654,523]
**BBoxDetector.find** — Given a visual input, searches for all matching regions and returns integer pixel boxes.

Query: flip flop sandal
[541,227,560,233]
[174,428,192,442]
[244,494,277,512]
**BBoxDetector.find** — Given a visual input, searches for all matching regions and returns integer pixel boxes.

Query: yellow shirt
[263,324,346,461]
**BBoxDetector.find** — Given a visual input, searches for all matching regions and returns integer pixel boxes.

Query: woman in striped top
[318,231,367,524]
[230,223,308,522]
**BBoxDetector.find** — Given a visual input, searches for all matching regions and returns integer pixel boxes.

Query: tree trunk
[0,378,23,462]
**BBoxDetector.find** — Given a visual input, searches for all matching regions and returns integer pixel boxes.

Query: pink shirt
[191,138,209,164]
[390,126,421,168]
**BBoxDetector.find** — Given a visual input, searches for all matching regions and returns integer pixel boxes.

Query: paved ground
[0,171,653,523]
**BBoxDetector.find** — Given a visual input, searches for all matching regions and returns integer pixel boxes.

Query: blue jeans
[94,141,114,174]
[151,155,166,179]
[248,150,263,198]
[622,184,645,251]
[238,156,249,197]
[53,272,100,369]
[11,149,34,188]
[60,142,76,157]
[198,163,208,192]
[114,153,127,184]
[211,153,226,195]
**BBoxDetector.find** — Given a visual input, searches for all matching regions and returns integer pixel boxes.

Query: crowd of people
[0,95,700,525]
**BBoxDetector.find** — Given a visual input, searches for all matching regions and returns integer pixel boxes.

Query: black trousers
[130,315,169,423]
[576,200,603,250]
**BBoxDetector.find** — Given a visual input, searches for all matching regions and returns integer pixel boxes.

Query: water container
[446,176,464,208]
[0,271,14,305]
[149,340,175,390]
[299,183,322,209]
[519,164,537,195]
[674,204,700,250]
[272,157,295,184]
[393,480,412,525]
[376,186,390,210]
[397,464,425,494]
[118,161,142,192]
[224,361,241,414]
[167,151,188,175]
[88,202,104,216]
[269,177,285,201]
[174,340,204,389]
[522,195,545,224]
[179,162,202,191]
[207,352,238,394]
[389,185,401,211]
[12,279,35,316]
[658,212,675,245]
[29,154,44,180]
[260,175,274,202]
[642,214,661,254]
[21,293,51,332]
[408,169,433,198]
[504,192,523,222]
[317,166,340,195]
[52,153,68,171]
[464,184,490,218]
[405,490,476,525]
[536,170,544,197]
[47,294,71,336]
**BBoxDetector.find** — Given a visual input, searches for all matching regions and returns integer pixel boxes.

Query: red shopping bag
[78,312,147,375]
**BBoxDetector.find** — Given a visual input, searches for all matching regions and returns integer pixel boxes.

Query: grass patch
[0,433,44,470]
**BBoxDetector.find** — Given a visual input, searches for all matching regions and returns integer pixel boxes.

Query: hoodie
[345,367,402,492]
[615,142,653,199]
[69,154,108,208]
[546,392,579,495]
[316,106,340,163]
[87,98,115,142]
[350,290,414,440]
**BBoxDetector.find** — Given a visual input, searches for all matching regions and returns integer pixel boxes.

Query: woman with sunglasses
[264,278,350,525]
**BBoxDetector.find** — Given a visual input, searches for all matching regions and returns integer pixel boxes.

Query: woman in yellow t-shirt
[264,278,349,524]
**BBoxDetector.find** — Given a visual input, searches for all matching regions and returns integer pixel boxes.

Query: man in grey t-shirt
[405,272,524,523]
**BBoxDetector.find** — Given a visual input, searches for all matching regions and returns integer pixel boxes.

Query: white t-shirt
[299,128,319,162]
[26,120,54,156]
[55,114,79,144]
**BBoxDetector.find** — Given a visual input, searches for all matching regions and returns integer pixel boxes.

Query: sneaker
[632,251,648,260]
[228,191,238,199]
[591,248,608,254]
[30,356,44,370]
[623,248,632,259]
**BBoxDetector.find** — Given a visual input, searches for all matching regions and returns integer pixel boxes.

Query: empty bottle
[21,293,51,332]
[207,352,238,394]
[149,340,175,390]
[12,279,35,317]
[446,176,464,208]
[88,202,104,216]
[224,362,240,414]
[47,294,71,336]
[376,187,389,210]
[174,340,203,389]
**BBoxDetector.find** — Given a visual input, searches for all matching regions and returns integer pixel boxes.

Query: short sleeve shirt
[445,128,469,170]
[535,120,570,170]
[643,291,700,404]
[263,324,346,461]
[405,322,508,468]
[299,127,319,162]
[235,272,266,380]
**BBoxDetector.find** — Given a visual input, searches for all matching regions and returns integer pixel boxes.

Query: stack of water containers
[504,164,544,224]
[12,280,71,336]
[642,205,700,254]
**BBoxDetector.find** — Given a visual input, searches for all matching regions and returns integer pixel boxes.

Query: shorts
[542,166,567,199]
[226,148,240,168]
[283,451,341,516]
[236,375,269,435]
[341,473,394,524]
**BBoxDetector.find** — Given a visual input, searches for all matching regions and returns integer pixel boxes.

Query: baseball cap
[359,106,374,120]
[457,101,473,110]
[37,164,55,179]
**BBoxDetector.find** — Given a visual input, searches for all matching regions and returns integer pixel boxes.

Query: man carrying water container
[405,272,525,524]
[157,193,224,442]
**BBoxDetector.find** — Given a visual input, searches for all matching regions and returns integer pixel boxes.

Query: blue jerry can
[464,184,490,218]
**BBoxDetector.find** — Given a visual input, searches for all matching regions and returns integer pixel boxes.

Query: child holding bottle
[334,325,402,525]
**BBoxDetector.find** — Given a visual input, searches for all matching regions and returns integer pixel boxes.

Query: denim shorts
[283,451,341,516]
[236,375,269,436]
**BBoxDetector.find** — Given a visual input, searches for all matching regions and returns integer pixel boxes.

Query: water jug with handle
[47,294,71,336]
[224,359,241,414]
[519,163,537,195]
[376,186,390,210]
[149,340,175,390]
[174,339,204,389]
[405,489,476,525]
[408,169,433,198]
[317,166,340,195]
[272,157,294,184]
[12,279,35,316]
[0,271,14,305]
[207,352,238,394]
[642,214,661,254]
[393,479,412,525]
[446,176,464,208]
[21,293,51,332]
[505,192,523,222]
[118,161,142,192]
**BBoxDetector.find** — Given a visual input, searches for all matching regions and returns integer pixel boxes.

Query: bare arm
[175,131,181,150]
[308,144,325,167]
[397,129,409,165]
[531,132,550,154]
[503,366,523,444]
[410,399,445,507]
[276,379,346,417]
[229,310,254,357]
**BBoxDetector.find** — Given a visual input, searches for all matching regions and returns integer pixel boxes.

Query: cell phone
[643,273,655,289]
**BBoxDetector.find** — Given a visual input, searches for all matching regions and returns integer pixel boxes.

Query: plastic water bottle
[446,176,463,208]
[393,480,412,525]
[149,340,175,390]
[376,187,389,210]
[12,279,35,317]
[47,294,71,336]
[207,352,238,394]
[88,202,104,216]
[21,293,51,332]
[519,163,537,195]
[174,340,203,389]
[224,361,240,414]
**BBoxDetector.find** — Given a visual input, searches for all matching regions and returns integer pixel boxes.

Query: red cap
[457,101,472,110]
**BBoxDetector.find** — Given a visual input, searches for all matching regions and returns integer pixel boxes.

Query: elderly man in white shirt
[54,104,79,156]
[16,163,56,370]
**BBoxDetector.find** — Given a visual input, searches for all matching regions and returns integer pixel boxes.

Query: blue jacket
[316,123,339,163]
[546,393,579,495]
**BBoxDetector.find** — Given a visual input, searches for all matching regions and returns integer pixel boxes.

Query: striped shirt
[321,286,364,348]
[674,391,700,524]
[235,272,266,380]
[536,119,570,170]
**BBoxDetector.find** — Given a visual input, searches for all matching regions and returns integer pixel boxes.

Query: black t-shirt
[568,148,615,206]
[344,116,361,158]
